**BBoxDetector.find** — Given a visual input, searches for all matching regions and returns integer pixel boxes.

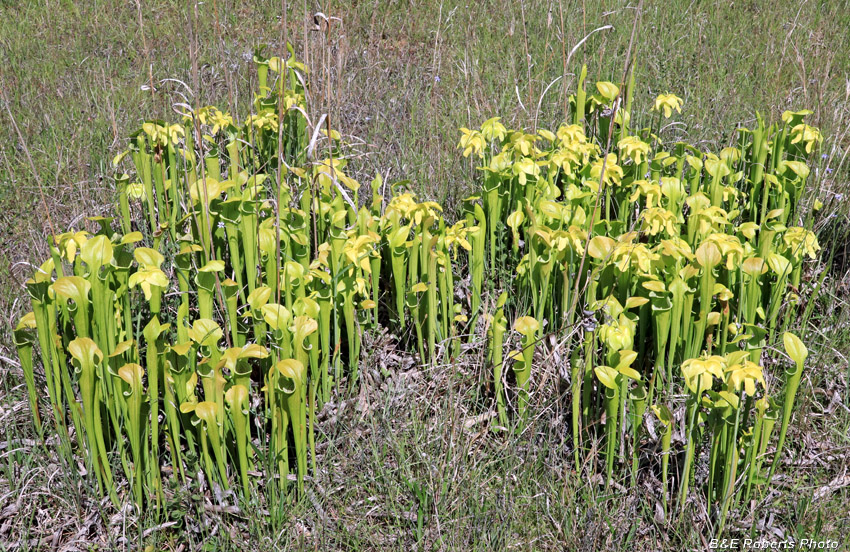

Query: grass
[1,0,849,549]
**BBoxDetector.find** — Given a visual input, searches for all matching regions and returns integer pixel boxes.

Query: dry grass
[1,0,849,549]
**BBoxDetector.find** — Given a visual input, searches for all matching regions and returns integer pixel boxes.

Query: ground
[0,0,849,550]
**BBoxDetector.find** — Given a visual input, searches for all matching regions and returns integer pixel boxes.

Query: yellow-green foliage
[14,50,823,524]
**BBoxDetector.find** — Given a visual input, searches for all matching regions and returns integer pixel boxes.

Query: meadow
[0,1,849,550]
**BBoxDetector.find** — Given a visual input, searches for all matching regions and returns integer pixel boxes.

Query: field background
[1,0,849,550]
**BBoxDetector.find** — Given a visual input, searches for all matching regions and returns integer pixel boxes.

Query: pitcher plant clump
[15,48,824,526]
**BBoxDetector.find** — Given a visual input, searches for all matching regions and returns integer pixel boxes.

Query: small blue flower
[825,167,833,175]
[821,153,829,159]
[644,172,650,179]
[434,75,441,83]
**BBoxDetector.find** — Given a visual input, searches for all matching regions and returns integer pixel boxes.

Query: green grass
[1,0,849,549]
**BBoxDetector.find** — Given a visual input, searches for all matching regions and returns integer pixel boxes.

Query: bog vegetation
[13,48,825,532]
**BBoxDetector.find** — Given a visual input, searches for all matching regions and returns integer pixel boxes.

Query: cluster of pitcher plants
[15,50,823,527]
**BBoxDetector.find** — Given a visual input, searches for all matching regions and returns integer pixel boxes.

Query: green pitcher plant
[17,55,824,520]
